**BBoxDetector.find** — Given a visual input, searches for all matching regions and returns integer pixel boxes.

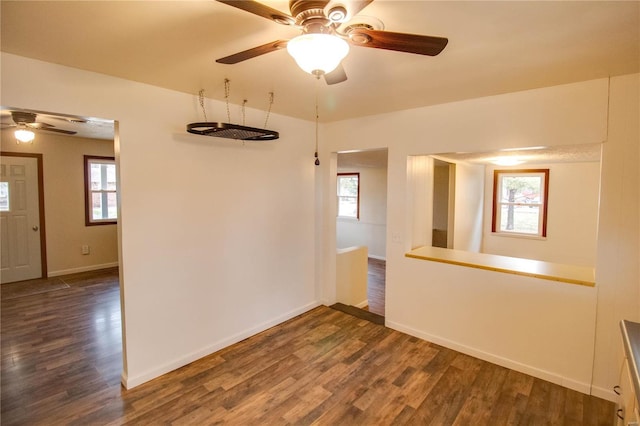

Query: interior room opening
[335,148,388,316]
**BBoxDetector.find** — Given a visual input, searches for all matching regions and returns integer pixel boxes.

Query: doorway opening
[432,158,456,248]
[335,148,388,319]
[0,106,124,385]
[1,107,117,283]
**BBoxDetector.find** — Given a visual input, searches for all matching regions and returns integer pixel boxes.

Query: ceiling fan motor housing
[289,0,330,26]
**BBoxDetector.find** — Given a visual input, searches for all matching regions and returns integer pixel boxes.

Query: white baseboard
[49,262,119,277]
[354,300,368,309]
[368,255,386,261]
[123,300,321,389]
[591,384,618,403]
[386,320,592,396]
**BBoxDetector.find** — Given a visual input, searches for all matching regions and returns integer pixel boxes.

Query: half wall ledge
[405,246,595,287]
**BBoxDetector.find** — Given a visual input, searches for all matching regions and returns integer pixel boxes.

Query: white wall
[407,155,433,249]
[453,162,485,252]
[592,73,640,398]
[321,75,639,399]
[1,131,118,275]
[336,165,387,259]
[1,53,319,388]
[482,161,600,266]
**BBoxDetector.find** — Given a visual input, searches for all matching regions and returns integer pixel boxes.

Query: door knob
[32,225,39,231]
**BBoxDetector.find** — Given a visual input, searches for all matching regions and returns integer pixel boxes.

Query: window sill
[337,217,359,222]
[86,221,117,226]
[405,246,595,287]
[491,232,546,241]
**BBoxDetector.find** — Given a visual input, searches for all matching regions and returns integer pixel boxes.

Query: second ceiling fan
[215,0,448,85]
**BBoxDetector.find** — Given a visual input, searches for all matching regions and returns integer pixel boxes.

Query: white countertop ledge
[405,246,595,287]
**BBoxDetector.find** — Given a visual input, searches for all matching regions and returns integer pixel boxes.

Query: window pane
[90,164,103,190]
[500,204,540,234]
[0,182,8,211]
[106,164,117,191]
[338,196,357,218]
[92,192,103,220]
[338,177,358,197]
[107,192,117,219]
[500,176,542,204]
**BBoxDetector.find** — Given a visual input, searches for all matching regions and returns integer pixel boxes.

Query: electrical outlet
[82,245,90,255]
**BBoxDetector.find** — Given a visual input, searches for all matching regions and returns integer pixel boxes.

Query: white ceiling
[338,148,388,168]
[335,143,601,170]
[1,1,638,125]
[434,143,602,165]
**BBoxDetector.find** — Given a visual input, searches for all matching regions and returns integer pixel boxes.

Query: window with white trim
[492,169,549,237]
[85,155,117,225]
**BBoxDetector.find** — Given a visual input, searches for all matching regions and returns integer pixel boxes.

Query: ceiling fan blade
[216,0,295,25]
[40,127,77,135]
[324,64,347,85]
[28,122,53,129]
[349,29,448,56]
[216,40,288,64]
[347,0,373,16]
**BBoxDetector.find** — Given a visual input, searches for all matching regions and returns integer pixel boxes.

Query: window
[85,155,117,226]
[492,169,549,237]
[337,173,359,219]
[0,182,8,211]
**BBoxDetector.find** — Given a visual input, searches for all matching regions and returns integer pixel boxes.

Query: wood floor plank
[367,257,386,316]
[1,268,615,425]
[452,361,509,425]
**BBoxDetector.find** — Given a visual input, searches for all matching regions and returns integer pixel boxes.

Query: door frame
[1,151,48,280]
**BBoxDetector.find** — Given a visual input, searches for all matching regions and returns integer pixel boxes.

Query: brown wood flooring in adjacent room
[1,268,614,425]
[366,257,386,316]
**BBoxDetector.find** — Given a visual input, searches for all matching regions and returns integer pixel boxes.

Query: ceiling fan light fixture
[287,33,349,75]
[15,127,35,144]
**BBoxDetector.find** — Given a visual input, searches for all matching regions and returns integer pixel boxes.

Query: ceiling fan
[2,111,77,143]
[3,111,78,135]
[215,0,448,85]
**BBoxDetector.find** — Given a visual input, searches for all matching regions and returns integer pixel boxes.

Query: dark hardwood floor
[367,257,386,316]
[1,268,614,425]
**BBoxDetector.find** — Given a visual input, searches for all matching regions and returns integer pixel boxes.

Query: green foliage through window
[493,169,549,237]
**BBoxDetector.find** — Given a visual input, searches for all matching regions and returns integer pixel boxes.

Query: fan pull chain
[198,89,208,122]
[242,99,247,126]
[224,79,231,123]
[264,92,274,129]
[314,77,320,166]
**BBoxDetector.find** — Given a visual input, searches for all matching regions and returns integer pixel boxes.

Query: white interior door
[0,155,42,283]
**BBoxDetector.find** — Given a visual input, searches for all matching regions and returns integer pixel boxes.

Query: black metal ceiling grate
[186,122,279,141]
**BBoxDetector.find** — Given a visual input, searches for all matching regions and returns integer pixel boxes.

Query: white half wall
[1,53,319,388]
